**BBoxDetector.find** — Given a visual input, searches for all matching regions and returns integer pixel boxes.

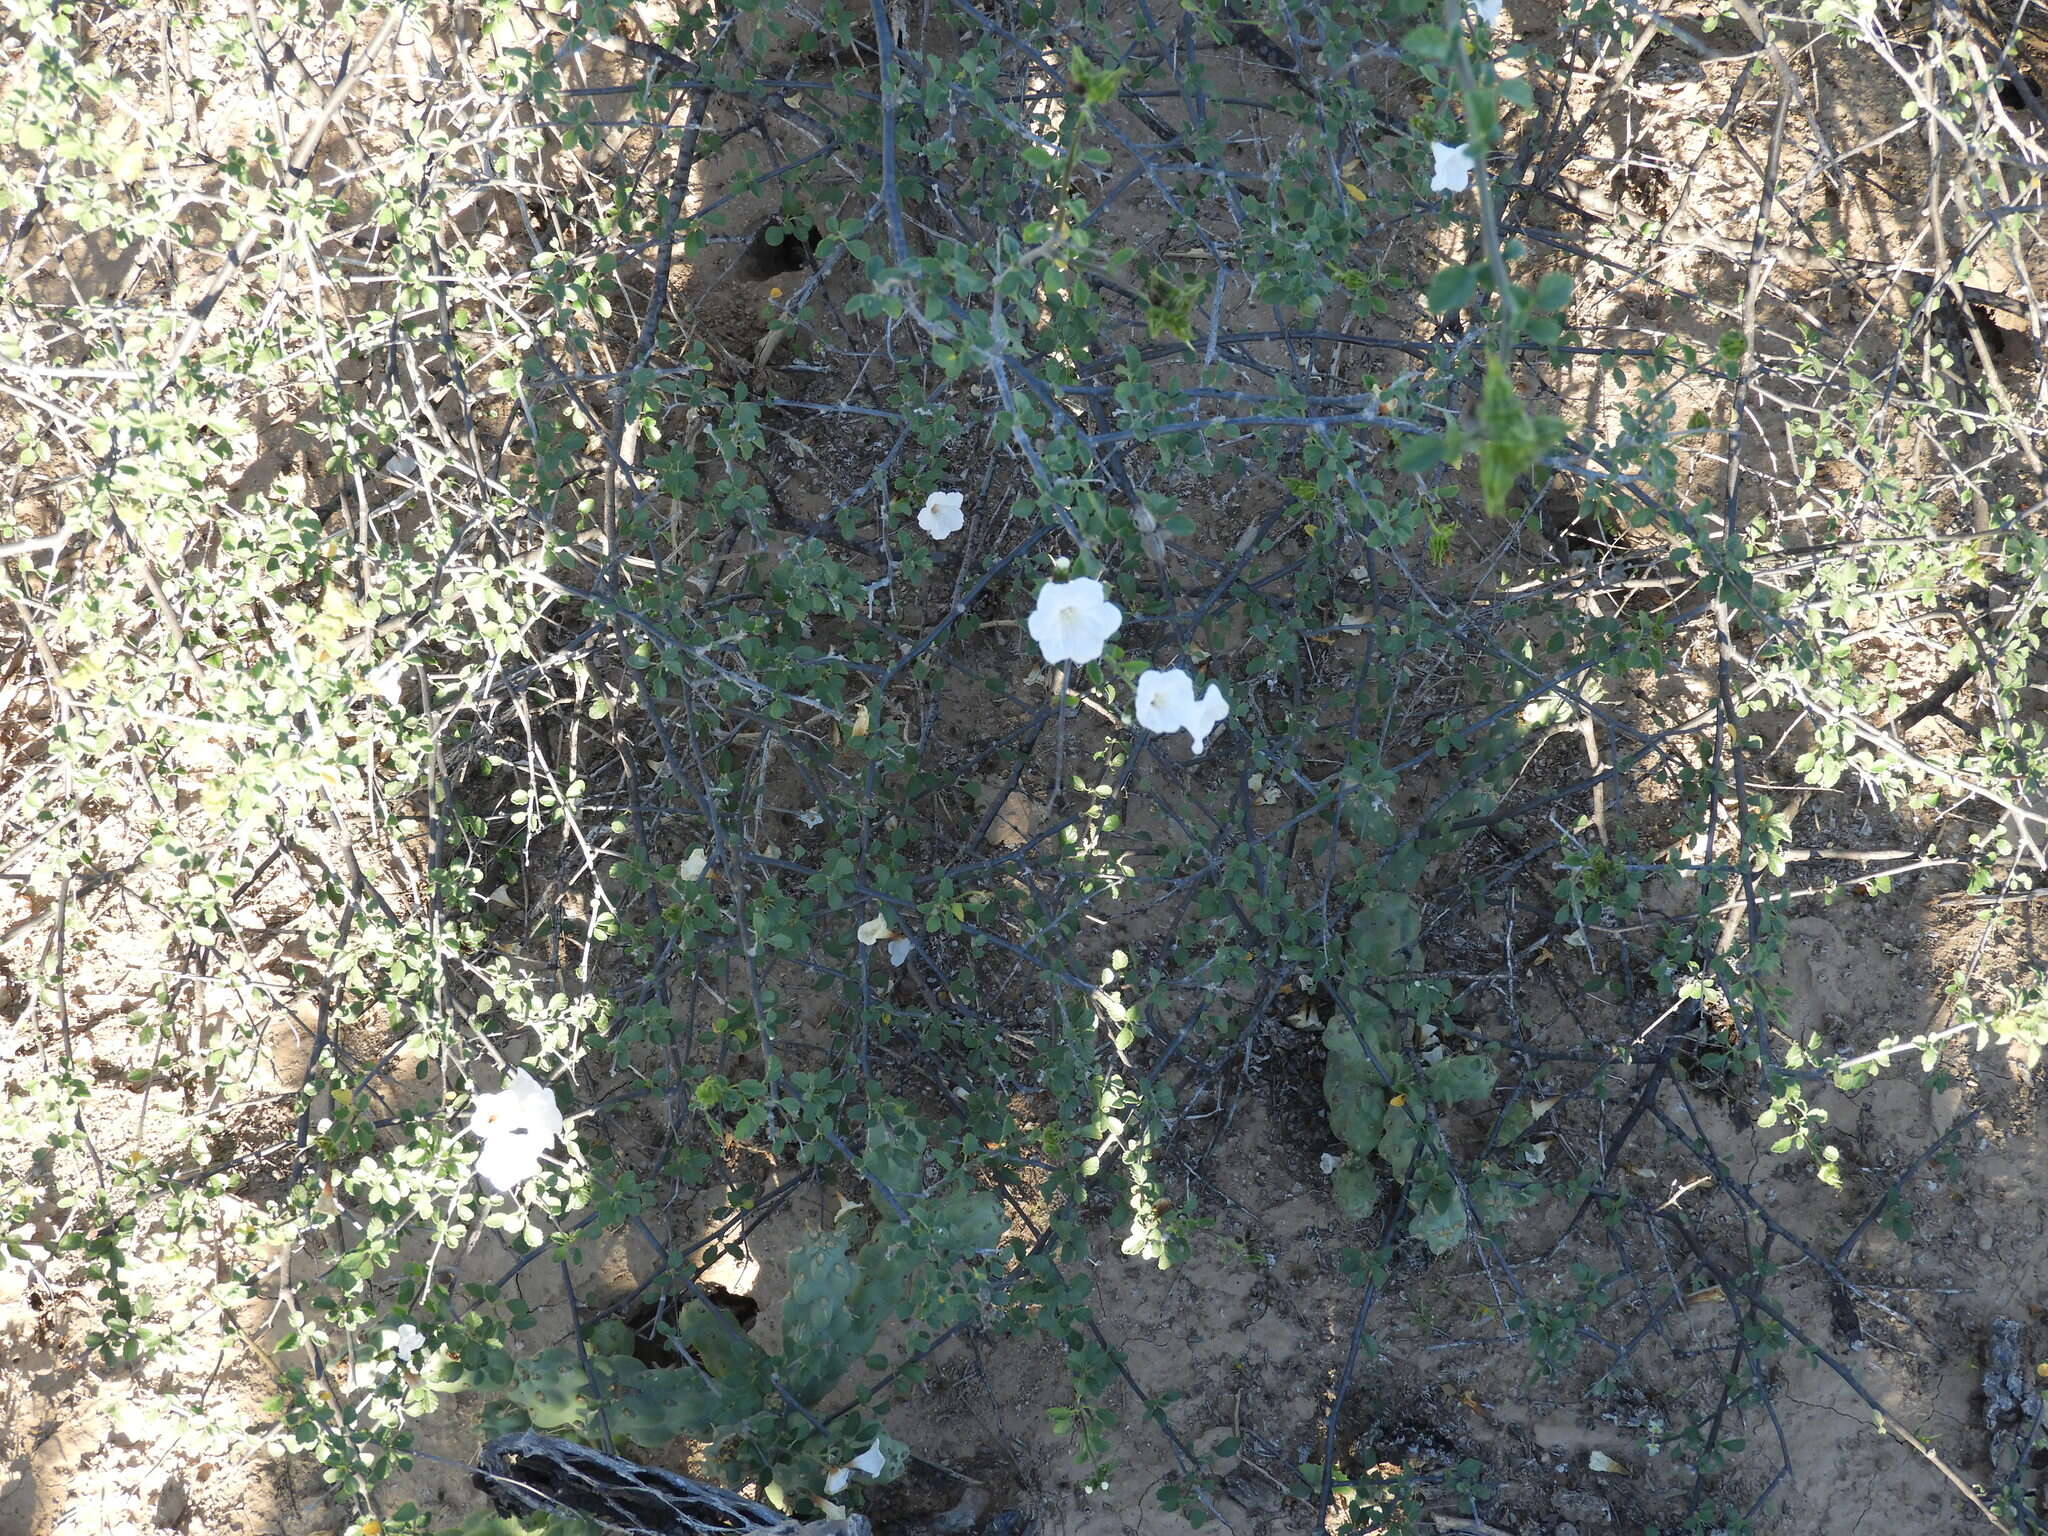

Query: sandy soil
[5,0,2047,1534]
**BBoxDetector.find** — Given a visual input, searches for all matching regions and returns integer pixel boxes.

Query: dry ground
[4,0,2047,1534]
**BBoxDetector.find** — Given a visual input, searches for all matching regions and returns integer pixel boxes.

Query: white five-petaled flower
[917,490,965,542]
[466,1068,565,1192]
[1472,0,1502,24]
[386,1323,426,1364]
[824,1437,890,1495]
[1028,577,1122,666]
[1430,142,1476,194]
[1136,668,1231,754]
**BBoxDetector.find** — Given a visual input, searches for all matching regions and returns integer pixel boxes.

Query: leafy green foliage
[1317,895,1526,1252]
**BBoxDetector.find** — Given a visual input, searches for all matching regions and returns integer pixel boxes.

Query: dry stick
[0,529,72,560]
[869,0,913,267]
[81,10,408,676]
[1891,658,1981,734]
[1314,1187,1409,1535]
[559,1259,619,1456]
[1445,0,1514,348]
[1657,1209,2015,1535]
[1939,6,2048,475]
[175,8,407,349]
[1700,0,1796,1055]
[1654,1071,2012,1513]
[1722,0,1845,184]
[1923,87,1999,539]
[601,22,731,553]
[1749,651,2048,856]
[1578,692,1609,846]
[1650,58,1760,292]
[1832,1106,1983,1268]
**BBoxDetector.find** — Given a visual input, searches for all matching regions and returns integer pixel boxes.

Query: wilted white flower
[1431,142,1476,194]
[917,490,964,542]
[825,1437,890,1494]
[364,660,405,706]
[386,1323,426,1363]
[848,1439,888,1478]
[858,913,913,967]
[1472,0,1502,24]
[678,846,709,881]
[1028,577,1122,665]
[466,1068,565,1192]
[1135,668,1230,754]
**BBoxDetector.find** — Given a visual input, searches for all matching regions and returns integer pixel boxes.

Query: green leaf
[1326,1073,1388,1152]
[674,1300,764,1382]
[1376,1100,1426,1177]
[1322,1015,1392,1152]
[1396,434,1448,474]
[1332,1154,1383,1218]
[1533,271,1573,312]
[513,1347,591,1431]
[615,1365,724,1442]
[1426,262,1481,315]
[780,1233,875,1404]
[1425,1052,1497,1105]
[1348,896,1420,970]
[1474,353,1563,517]
[1409,1179,1469,1254]
[861,1113,925,1205]
[926,1188,1005,1255]
[1401,23,1450,57]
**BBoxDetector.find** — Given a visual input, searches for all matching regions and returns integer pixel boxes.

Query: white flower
[1028,577,1122,665]
[917,490,964,542]
[825,1437,890,1494]
[1135,668,1230,754]
[1472,0,1502,24]
[1431,142,1476,194]
[678,847,709,882]
[858,913,913,966]
[466,1068,565,1192]
[386,1323,426,1363]
[475,1137,547,1193]
[848,1439,888,1479]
